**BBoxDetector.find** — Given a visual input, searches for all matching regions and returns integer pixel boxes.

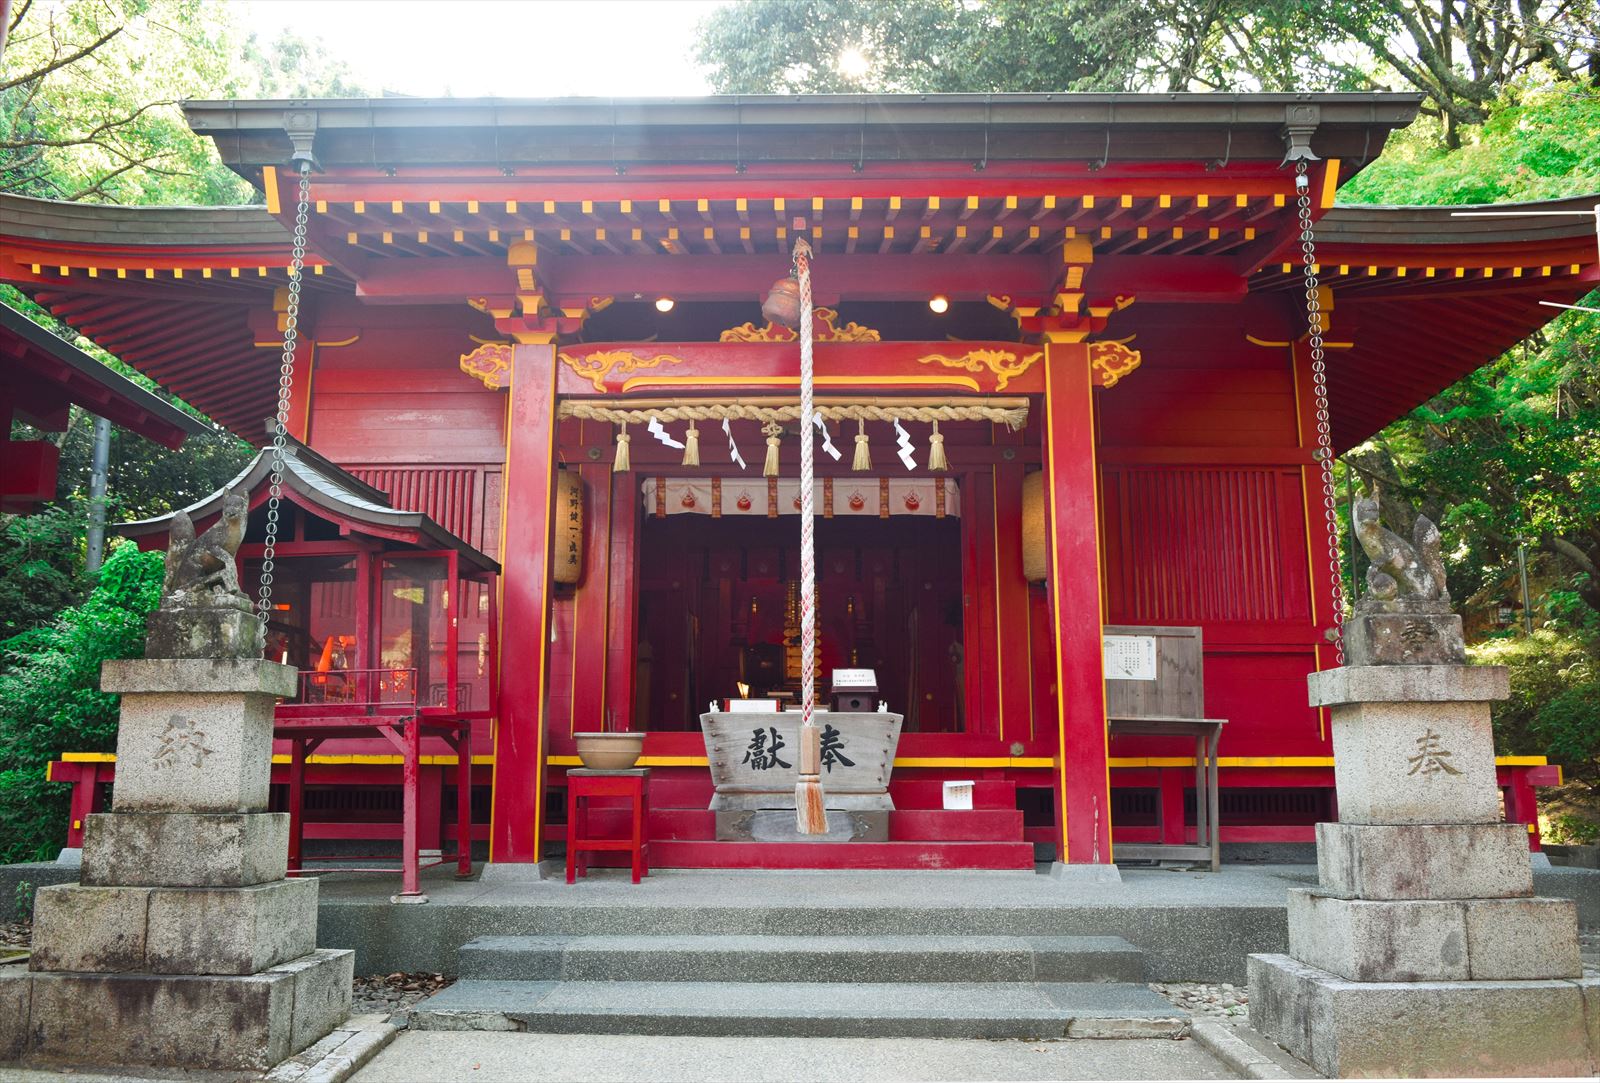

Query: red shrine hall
[6,94,1595,874]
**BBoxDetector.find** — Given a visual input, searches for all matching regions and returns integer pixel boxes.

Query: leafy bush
[1530,683,1600,791]
[0,542,161,864]
[1470,630,1596,758]
[1545,813,1600,847]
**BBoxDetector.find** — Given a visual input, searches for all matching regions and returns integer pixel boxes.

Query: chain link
[258,163,312,633]
[1295,161,1347,664]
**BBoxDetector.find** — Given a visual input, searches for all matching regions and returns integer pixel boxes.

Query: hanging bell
[761,275,802,330]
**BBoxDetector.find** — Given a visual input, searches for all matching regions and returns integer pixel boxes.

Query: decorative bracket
[1280,103,1321,165]
[281,110,320,171]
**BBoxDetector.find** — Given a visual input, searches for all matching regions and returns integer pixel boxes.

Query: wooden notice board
[1102,625,1204,719]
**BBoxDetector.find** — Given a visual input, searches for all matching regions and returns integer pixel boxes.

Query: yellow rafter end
[315,200,327,214]
[1136,226,1148,240]
[1197,194,1209,208]
[1042,195,1056,209]
[346,231,357,244]
[928,196,941,210]
[391,200,403,214]
[699,198,710,213]
[227,268,237,278]
[1081,195,1095,209]
[620,199,632,214]
[506,201,518,214]
[1244,227,1256,240]
[467,200,479,214]
[453,229,464,242]
[418,231,428,244]
[1099,226,1111,239]
[1273,193,1286,207]
[1159,194,1171,208]
[353,201,365,214]
[889,196,901,210]
[1120,194,1133,208]
[117,268,127,279]
[489,229,500,242]
[1235,194,1248,207]
[428,200,440,213]
[382,231,393,244]
[883,225,894,238]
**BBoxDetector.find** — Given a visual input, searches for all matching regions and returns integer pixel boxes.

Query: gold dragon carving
[914,349,1043,391]
[1088,341,1142,388]
[459,342,514,389]
[559,349,686,393]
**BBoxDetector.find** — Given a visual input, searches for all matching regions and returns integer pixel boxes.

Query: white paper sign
[724,698,782,713]
[831,668,877,689]
[1103,635,1157,681]
[942,780,974,810]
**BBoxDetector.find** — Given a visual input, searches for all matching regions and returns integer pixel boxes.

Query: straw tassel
[613,422,630,472]
[682,421,700,467]
[928,420,948,472]
[852,418,871,471]
[762,421,782,478]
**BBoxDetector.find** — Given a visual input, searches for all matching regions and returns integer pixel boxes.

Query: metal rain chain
[1295,160,1348,664]
[257,162,314,635]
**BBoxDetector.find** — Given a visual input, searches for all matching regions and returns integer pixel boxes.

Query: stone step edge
[458,933,1141,952]
[410,979,1189,1041]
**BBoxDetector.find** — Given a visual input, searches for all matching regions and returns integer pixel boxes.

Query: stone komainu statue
[1345,487,1464,666]
[1351,490,1449,605]
[162,489,250,605]
[145,488,263,660]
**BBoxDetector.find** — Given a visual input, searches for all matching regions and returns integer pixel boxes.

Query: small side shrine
[117,439,499,898]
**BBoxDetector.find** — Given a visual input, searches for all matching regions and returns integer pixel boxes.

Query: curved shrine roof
[118,436,499,574]
[1,92,1595,450]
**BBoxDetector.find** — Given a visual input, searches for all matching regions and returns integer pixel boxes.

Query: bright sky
[236,0,725,98]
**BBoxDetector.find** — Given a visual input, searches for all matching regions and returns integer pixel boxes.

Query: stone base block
[1247,953,1598,1078]
[145,877,318,975]
[14,948,352,1071]
[717,809,888,841]
[1328,699,1501,824]
[1288,890,1581,983]
[1344,611,1466,667]
[144,604,264,661]
[82,810,289,887]
[1308,664,1510,708]
[30,883,151,973]
[0,964,31,1062]
[1317,821,1533,900]
[31,878,318,976]
[106,690,277,814]
[1288,889,1468,982]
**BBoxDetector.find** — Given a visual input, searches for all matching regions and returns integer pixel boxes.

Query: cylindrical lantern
[553,469,585,586]
[1021,470,1047,583]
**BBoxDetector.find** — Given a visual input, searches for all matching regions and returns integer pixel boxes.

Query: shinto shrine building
[4,94,1596,873]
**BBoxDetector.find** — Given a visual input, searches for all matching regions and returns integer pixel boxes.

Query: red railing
[284,667,418,715]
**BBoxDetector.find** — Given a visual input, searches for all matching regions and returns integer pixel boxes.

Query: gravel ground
[353,972,455,1024]
[1150,981,1249,1024]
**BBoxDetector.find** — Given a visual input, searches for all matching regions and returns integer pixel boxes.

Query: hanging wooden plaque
[554,469,584,586]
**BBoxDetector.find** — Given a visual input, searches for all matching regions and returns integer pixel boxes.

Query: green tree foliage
[695,0,1600,146]
[0,541,162,863]
[2,0,364,204]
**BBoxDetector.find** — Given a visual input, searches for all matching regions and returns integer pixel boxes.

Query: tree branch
[0,23,124,92]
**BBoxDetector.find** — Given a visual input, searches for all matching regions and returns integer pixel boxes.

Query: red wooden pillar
[490,342,561,864]
[570,453,614,731]
[1041,341,1113,865]
[604,469,640,727]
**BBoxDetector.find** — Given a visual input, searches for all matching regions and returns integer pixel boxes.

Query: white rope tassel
[682,421,700,467]
[613,422,631,472]
[928,419,949,471]
[722,417,747,470]
[793,236,827,835]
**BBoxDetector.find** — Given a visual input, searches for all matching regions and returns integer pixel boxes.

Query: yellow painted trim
[266,754,496,766]
[1496,755,1550,766]
[546,755,1057,769]
[1247,335,1292,348]
[263,165,281,216]
[1319,159,1341,209]
[62,752,115,762]
[617,375,982,393]
[316,335,361,349]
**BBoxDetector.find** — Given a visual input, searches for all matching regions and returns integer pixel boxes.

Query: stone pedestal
[3,656,352,1072]
[1249,664,1598,1077]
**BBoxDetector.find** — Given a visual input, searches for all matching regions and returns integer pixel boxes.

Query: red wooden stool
[566,768,650,883]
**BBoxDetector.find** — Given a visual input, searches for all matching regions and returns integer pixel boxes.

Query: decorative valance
[642,477,960,519]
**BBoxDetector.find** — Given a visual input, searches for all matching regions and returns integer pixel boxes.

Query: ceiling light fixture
[654,297,675,313]
[928,295,950,314]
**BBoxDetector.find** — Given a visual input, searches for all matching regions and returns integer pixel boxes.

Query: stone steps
[457,933,1145,984]
[410,978,1188,1039]
[413,932,1186,1039]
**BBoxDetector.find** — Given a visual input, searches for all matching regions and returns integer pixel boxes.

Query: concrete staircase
[411,932,1189,1039]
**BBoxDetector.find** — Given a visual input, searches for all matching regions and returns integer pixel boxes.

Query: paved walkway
[351,1032,1236,1081]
